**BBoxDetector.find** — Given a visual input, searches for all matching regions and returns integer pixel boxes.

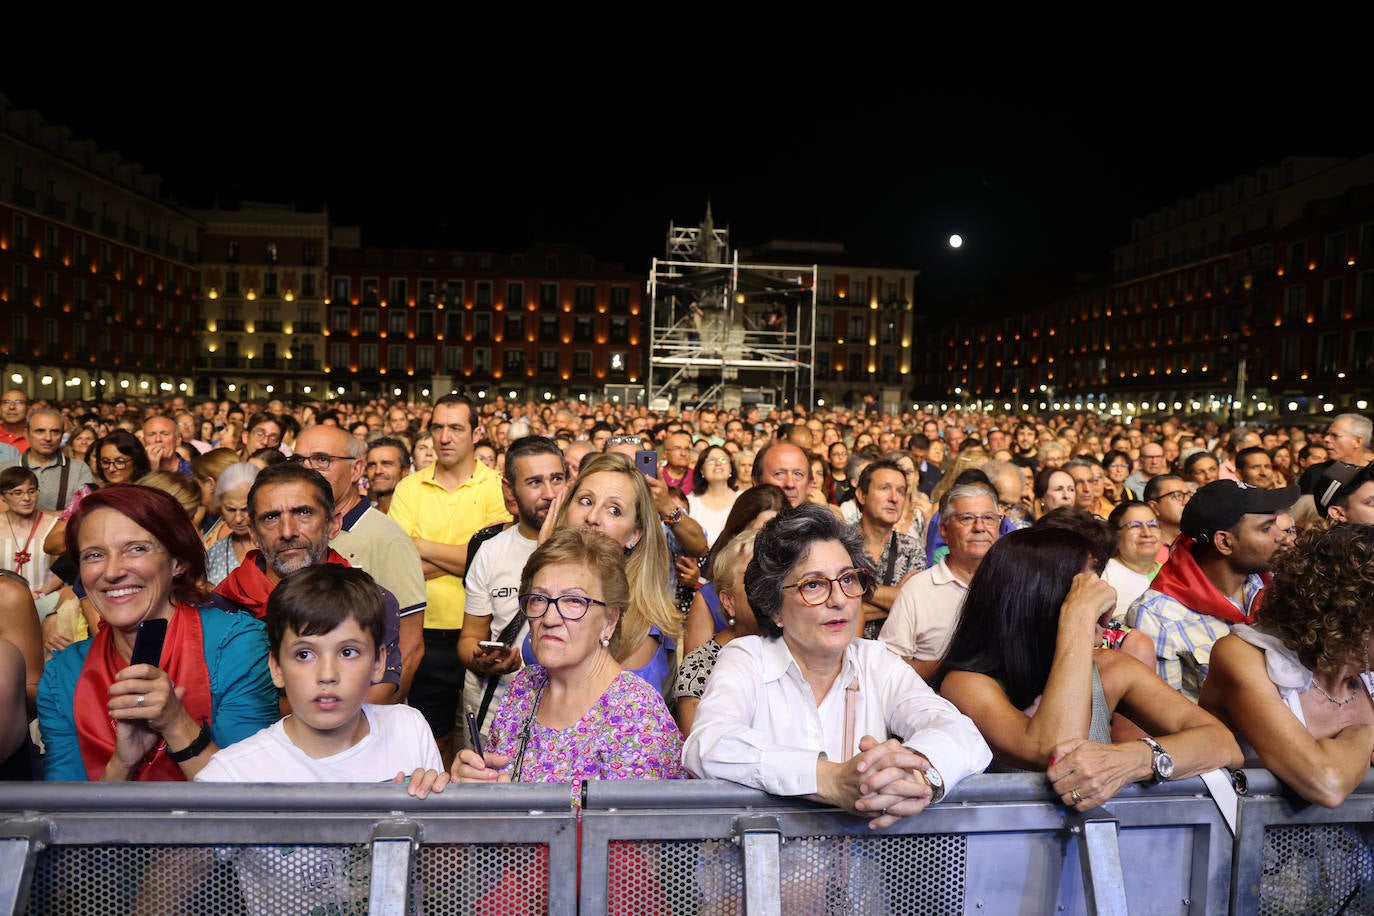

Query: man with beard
[214,463,404,704]
[851,459,927,639]
[294,423,426,701]
[1127,479,1297,702]
[457,436,568,742]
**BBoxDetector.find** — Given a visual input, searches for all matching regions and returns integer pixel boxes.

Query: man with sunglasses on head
[880,483,1002,682]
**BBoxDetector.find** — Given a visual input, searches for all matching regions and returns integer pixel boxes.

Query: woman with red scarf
[37,485,277,781]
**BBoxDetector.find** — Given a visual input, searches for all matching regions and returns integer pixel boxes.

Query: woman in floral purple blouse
[451,526,687,794]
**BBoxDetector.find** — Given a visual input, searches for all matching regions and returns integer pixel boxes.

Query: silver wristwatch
[1138,736,1174,783]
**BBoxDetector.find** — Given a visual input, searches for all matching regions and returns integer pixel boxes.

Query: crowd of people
[0,384,1372,903]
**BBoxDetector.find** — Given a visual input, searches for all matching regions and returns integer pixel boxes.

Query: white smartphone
[478,640,506,650]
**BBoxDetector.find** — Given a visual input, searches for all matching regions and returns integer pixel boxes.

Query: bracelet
[661,506,684,527]
[167,722,212,763]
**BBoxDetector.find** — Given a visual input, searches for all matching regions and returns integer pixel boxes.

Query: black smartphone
[635,449,659,479]
[464,706,484,756]
[130,618,169,668]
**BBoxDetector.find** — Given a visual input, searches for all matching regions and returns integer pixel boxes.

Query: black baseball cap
[1314,461,1374,516]
[1181,480,1300,543]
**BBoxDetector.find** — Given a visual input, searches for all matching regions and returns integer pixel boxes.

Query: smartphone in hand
[635,449,659,479]
[130,618,169,669]
[465,706,484,756]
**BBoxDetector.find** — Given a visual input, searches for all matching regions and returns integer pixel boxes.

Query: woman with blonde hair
[536,451,683,697]
[191,447,242,545]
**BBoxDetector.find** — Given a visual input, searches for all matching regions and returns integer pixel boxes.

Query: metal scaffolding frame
[648,219,816,410]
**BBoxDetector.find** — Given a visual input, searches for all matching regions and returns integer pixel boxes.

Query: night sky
[5,35,1364,310]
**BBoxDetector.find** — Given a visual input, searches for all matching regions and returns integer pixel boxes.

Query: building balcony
[294,322,322,334]
[201,356,246,369]
[218,319,246,332]
[255,320,283,333]
[294,359,321,371]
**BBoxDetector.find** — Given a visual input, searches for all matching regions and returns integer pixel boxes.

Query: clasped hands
[819,735,937,830]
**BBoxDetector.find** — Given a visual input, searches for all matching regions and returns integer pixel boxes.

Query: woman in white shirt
[686,445,739,547]
[683,504,991,828]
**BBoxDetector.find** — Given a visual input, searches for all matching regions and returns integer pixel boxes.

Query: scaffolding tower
[648,212,816,411]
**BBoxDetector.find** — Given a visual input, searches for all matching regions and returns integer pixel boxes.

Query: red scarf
[214,548,350,618]
[1147,535,1268,625]
[74,603,212,781]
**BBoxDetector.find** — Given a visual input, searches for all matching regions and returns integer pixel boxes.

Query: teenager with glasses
[685,504,991,834]
[0,467,62,598]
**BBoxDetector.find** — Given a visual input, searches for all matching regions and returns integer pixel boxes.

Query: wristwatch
[920,765,945,803]
[1138,736,1174,783]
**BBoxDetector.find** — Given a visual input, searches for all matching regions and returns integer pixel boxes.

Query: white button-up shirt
[683,635,991,797]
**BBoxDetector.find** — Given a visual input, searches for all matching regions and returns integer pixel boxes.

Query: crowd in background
[1,384,1371,846]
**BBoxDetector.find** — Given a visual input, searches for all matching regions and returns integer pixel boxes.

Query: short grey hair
[1334,413,1372,445]
[214,462,261,498]
[940,482,996,518]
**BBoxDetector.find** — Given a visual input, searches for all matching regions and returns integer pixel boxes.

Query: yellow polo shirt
[388,461,511,630]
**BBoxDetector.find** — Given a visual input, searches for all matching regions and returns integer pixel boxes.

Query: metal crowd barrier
[0,770,1369,914]
[1232,768,1374,914]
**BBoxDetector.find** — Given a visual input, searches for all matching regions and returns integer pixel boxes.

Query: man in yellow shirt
[389,395,511,758]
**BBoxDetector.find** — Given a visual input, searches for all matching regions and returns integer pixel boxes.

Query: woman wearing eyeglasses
[0,467,62,598]
[687,445,739,547]
[1101,501,1162,625]
[684,504,991,829]
[451,526,686,789]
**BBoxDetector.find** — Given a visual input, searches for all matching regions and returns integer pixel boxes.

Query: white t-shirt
[196,704,440,914]
[196,703,441,782]
[462,524,537,738]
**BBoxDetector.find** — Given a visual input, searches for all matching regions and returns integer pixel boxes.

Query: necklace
[1311,679,1357,707]
[4,511,35,567]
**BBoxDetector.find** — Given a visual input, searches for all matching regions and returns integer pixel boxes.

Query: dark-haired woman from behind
[939,526,1240,810]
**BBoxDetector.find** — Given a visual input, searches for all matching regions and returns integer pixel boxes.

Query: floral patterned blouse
[487,665,689,797]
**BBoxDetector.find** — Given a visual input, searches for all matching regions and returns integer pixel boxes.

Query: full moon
[949,234,963,249]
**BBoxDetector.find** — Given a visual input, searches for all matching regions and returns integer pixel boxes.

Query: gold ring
[1070,789,1082,805]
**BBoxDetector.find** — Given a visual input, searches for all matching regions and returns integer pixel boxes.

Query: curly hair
[1257,522,1374,674]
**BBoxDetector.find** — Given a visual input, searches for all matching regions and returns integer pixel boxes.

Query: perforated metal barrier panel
[6,771,1370,915]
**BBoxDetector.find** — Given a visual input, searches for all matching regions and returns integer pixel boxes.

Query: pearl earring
[600,636,611,648]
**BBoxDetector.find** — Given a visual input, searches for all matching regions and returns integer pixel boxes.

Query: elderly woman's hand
[818,736,935,829]
[451,748,513,783]
[852,736,938,828]
[1048,737,1152,810]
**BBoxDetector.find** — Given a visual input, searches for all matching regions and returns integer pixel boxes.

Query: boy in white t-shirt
[198,563,448,789]
[196,565,447,912]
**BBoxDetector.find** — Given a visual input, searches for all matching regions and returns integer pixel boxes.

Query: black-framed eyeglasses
[781,568,872,606]
[1155,490,1192,504]
[99,457,132,469]
[518,593,608,620]
[288,453,353,471]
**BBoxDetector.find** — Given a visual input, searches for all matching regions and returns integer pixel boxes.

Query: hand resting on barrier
[831,735,936,829]
[393,767,450,798]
